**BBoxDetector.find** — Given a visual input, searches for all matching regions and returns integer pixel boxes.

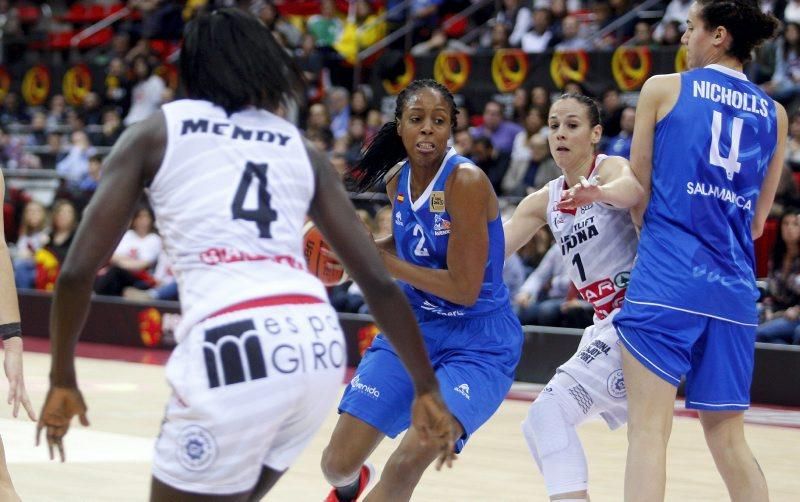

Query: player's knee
[383,442,437,482]
[320,445,362,486]
[524,394,571,460]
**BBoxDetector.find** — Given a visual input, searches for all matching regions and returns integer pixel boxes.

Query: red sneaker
[324,464,376,502]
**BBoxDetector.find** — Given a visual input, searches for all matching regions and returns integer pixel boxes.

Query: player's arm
[558,156,644,210]
[752,101,788,239]
[380,164,491,306]
[629,74,679,225]
[503,186,548,259]
[0,172,35,420]
[37,113,165,461]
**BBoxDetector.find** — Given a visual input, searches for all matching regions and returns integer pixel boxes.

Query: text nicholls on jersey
[692,81,769,118]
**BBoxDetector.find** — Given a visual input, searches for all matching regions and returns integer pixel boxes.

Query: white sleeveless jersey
[149,99,328,342]
[546,155,639,320]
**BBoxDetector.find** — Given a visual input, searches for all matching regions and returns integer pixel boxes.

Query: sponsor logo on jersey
[429,191,446,212]
[559,216,599,255]
[579,278,616,303]
[395,211,404,227]
[433,213,451,236]
[614,271,630,288]
[579,204,594,214]
[420,300,464,316]
[177,425,218,471]
[199,247,304,269]
[350,374,381,399]
[578,339,612,365]
[454,383,471,400]
[607,369,626,398]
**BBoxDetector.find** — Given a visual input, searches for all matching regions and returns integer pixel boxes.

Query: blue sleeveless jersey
[393,148,510,318]
[626,65,778,324]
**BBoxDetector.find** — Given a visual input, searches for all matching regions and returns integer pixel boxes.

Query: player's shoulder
[642,72,681,97]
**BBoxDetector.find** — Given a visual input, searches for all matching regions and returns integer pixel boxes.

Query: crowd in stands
[2,0,800,343]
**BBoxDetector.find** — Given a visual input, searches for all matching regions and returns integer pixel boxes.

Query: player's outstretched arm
[0,173,35,422]
[305,142,458,465]
[37,112,166,462]
[557,156,644,210]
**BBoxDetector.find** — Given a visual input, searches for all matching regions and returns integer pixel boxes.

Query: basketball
[302,221,348,286]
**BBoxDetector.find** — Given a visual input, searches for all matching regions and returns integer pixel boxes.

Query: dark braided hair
[349,79,458,193]
[695,0,779,63]
[180,8,304,114]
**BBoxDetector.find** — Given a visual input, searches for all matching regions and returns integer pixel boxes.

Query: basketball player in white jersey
[35,9,457,501]
[504,94,644,501]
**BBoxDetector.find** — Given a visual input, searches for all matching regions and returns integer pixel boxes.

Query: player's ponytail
[350,120,406,192]
[350,79,458,193]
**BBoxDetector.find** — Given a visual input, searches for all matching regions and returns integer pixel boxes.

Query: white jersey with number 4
[546,154,639,321]
[148,99,328,343]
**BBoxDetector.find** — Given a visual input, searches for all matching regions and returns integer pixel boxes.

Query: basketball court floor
[3,342,798,501]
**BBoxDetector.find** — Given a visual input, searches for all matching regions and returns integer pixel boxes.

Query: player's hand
[557,176,602,210]
[36,386,90,462]
[411,390,458,470]
[3,337,36,421]
[514,292,532,307]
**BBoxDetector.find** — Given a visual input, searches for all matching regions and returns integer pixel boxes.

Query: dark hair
[180,8,303,114]
[89,154,103,163]
[553,93,602,127]
[770,210,800,274]
[695,0,779,63]
[349,79,457,192]
[473,136,493,150]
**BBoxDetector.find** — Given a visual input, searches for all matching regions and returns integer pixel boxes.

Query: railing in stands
[587,0,664,46]
[70,6,131,48]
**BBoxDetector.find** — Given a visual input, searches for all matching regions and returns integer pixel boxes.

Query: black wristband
[0,322,21,340]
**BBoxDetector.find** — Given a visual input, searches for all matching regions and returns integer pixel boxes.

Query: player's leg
[0,436,20,502]
[522,373,591,501]
[698,411,768,501]
[320,413,385,498]
[687,320,767,501]
[364,419,465,502]
[619,347,677,502]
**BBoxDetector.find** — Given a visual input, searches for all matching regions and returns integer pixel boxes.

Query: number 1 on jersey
[709,110,743,181]
[232,161,278,238]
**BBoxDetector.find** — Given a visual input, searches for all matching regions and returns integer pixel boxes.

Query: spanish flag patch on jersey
[396,194,405,202]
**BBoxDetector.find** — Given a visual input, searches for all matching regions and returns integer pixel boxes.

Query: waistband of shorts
[206,294,327,319]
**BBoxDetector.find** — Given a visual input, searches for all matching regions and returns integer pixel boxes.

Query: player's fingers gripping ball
[302,221,349,286]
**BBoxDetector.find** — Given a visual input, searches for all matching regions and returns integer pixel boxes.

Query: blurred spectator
[770,163,800,218]
[92,108,124,148]
[104,58,133,117]
[296,33,326,103]
[511,88,530,123]
[494,0,532,48]
[80,92,104,126]
[785,110,800,169]
[307,0,344,50]
[305,102,332,136]
[757,210,800,342]
[46,95,68,129]
[554,15,590,50]
[471,137,510,194]
[631,21,656,48]
[56,131,96,190]
[255,1,301,48]
[12,201,49,289]
[350,88,370,120]
[453,129,474,157]
[530,135,561,190]
[787,0,800,23]
[327,87,351,139]
[25,112,48,147]
[604,106,635,159]
[410,0,443,44]
[0,126,26,169]
[344,116,367,167]
[0,93,29,126]
[95,206,162,296]
[34,199,78,291]
[521,8,555,53]
[123,251,178,302]
[654,0,691,41]
[374,205,393,237]
[307,128,335,155]
[514,242,572,326]
[411,27,474,55]
[471,100,524,154]
[763,22,800,106]
[600,87,624,138]
[124,56,166,126]
[455,106,470,132]
[40,133,66,171]
[502,106,549,196]
[530,85,552,113]
[660,20,684,46]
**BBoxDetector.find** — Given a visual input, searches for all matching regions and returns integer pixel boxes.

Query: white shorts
[152,298,346,495]
[556,311,627,429]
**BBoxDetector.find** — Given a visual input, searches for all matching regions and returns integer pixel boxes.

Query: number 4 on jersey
[232,161,278,238]
[709,110,743,181]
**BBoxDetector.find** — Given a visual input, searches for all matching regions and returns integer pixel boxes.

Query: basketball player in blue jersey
[34,10,457,501]
[611,1,786,500]
[321,80,523,501]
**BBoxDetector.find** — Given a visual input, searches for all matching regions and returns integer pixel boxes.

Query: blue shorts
[613,301,756,411]
[339,306,523,453]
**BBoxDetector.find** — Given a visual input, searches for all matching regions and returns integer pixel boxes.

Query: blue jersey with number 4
[392,148,509,318]
[625,65,778,324]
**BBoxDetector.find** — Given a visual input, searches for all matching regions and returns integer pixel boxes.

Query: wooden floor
[3,352,799,501]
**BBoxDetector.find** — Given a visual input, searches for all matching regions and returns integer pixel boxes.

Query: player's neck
[562,153,595,188]
[701,54,744,73]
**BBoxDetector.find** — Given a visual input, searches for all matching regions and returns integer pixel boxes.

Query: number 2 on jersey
[412,224,430,257]
[709,110,743,181]
[231,161,278,238]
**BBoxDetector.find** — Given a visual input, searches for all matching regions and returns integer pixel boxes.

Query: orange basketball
[302,221,348,286]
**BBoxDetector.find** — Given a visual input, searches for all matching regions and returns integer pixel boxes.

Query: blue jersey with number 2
[626,65,778,324]
[392,148,509,318]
